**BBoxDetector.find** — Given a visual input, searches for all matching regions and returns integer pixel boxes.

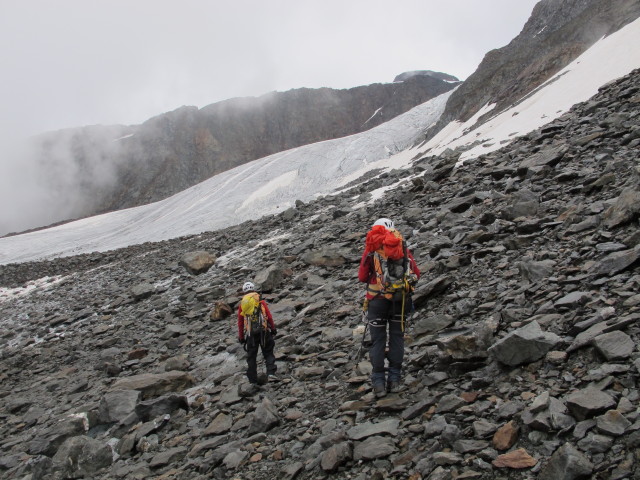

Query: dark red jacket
[237,300,275,341]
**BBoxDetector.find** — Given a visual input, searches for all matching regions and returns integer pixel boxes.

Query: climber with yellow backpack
[358,218,420,398]
[237,281,278,384]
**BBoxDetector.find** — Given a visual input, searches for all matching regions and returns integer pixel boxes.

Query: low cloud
[0,126,132,236]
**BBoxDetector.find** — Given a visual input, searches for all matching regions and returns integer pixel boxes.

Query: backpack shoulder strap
[259,301,268,328]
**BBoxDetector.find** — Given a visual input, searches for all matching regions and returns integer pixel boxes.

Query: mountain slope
[0,91,453,265]
[423,0,640,142]
[418,16,640,162]
[0,64,638,480]
[1,16,640,266]
[14,73,457,235]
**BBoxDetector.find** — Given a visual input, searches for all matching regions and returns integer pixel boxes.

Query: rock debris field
[0,69,639,479]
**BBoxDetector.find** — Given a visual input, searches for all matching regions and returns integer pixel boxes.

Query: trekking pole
[356,299,369,360]
[356,315,369,360]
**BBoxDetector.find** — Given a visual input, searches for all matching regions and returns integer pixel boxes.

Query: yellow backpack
[241,292,267,337]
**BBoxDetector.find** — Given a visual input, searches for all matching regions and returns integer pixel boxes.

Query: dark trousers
[245,332,277,383]
[367,295,410,385]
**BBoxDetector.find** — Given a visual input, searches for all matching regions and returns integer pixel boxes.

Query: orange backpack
[365,226,412,299]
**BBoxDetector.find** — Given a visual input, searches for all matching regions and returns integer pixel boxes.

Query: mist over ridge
[0,73,457,237]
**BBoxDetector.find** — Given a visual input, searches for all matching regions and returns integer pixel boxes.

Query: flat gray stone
[149,446,187,468]
[566,388,616,421]
[353,435,396,461]
[592,330,634,360]
[596,410,631,436]
[347,418,399,440]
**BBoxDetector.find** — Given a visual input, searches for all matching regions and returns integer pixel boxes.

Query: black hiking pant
[367,295,411,386]
[245,332,277,383]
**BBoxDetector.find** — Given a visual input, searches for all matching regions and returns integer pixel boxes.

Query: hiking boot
[268,373,280,382]
[387,381,401,393]
[373,383,387,398]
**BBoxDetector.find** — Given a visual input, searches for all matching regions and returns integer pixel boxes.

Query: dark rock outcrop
[423,0,640,140]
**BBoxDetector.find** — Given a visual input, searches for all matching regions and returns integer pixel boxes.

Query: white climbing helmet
[242,281,256,293]
[373,218,394,229]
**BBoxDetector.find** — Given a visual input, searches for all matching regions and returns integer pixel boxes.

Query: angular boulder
[51,436,112,478]
[248,397,280,435]
[592,330,634,361]
[566,388,616,421]
[135,393,189,422]
[488,321,562,366]
[537,443,593,480]
[110,371,195,399]
[180,250,216,275]
[603,187,640,228]
[98,389,141,424]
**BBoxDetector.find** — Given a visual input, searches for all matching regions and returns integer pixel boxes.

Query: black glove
[271,329,277,337]
[239,338,246,345]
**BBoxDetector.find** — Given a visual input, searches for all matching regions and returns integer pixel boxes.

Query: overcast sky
[0,0,539,140]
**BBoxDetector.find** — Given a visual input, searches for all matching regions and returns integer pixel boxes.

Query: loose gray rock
[435,394,467,414]
[589,246,640,277]
[98,389,141,424]
[576,432,614,453]
[254,264,284,292]
[603,187,640,228]
[554,291,593,309]
[223,449,249,469]
[204,412,233,436]
[320,442,353,472]
[592,330,635,361]
[566,388,616,421]
[347,419,400,440]
[134,393,188,422]
[179,250,216,275]
[537,443,593,480]
[131,282,155,300]
[27,415,88,456]
[149,446,188,468]
[488,321,562,366]
[596,410,631,436]
[110,371,195,399]
[51,436,112,478]
[353,435,396,461]
[518,259,556,283]
[248,397,280,435]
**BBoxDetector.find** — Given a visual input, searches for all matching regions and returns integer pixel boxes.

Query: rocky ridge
[424,0,640,141]
[0,68,639,479]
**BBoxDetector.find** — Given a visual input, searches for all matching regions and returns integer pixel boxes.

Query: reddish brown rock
[493,448,537,469]
[493,420,520,451]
